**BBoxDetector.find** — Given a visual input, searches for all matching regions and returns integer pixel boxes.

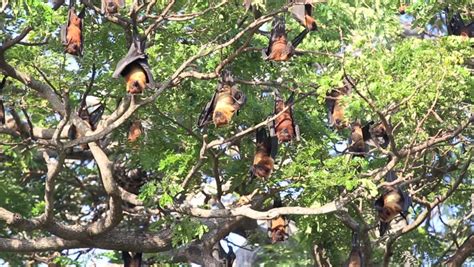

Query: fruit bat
[267,197,289,243]
[374,171,411,236]
[128,120,143,142]
[447,12,474,38]
[273,90,300,143]
[326,76,355,129]
[122,251,142,267]
[369,122,389,148]
[113,37,155,94]
[197,71,246,128]
[251,127,278,178]
[52,0,65,10]
[398,4,407,15]
[101,0,125,15]
[60,7,85,56]
[263,16,310,61]
[345,231,364,267]
[68,96,105,148]
[348,121,371,157]
[289,0,318,31]
[0,77,6,125]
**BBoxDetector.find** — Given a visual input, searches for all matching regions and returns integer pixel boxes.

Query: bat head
[65,43,81,56]
[398,4,406,15]
[253,157,274,178]
[128,121,143,142]
[104,0,120,14]
[271,227,287,243]
[125,63,147,94]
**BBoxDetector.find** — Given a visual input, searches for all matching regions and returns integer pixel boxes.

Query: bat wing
[89,104,105,129]
[267,121,279,159]
[79,9,84,57]
[112,38,155,88]
[291,28,309,49]
[68,125,77,140]
[289,1,307,28]
[374,194,384,212]
[52,0,65,10]
[400,189,412,216]
[325,96,335,126]
[361,121,373,141]
[0,77,5,125]
[385,170,397,182]
[197,91,217,128]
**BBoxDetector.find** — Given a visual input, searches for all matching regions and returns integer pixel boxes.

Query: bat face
[213,86,236,127]
[104,0,119,14]
[253,151,274,178]
[347,250,362,267]
[275,100,295,142]
[304,14,317,31]
[124,63,147,94]
[128,121,142,142]
[270,216,287,243]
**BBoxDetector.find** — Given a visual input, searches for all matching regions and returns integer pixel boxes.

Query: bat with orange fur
[326,76,355,130]
[61,7,85,56]
[128,120,143,142]
[263,16,310,61]
[113,37,155,94]
[267,197,289,243]
[289,0,318,31]
[447,11,474,38]
[101,0,125,15]
[197,71,246,128]
[251,127,278,178]
[273,90,299,143]
[374,171,411,236]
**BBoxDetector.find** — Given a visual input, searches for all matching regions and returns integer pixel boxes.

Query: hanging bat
[68,96,105,149]
[101,0,125,15]
[52,0,65,10]
[345,231,364,267]
[60,7,85,56]
[251,127,278,178]
[447,11,474,38]
[289,0,318,31]
[263,16,310,61]
[267,197,289,243]
[374,171,411,236]
[326,76,355,129]
[348,121,371,157]
[122,251,142,267]
[197,70,246,128]
[0,77,6,125]
[113,37,155,94]
[128,120,143,142]
[369,122,390,148]
[273,90,299,143]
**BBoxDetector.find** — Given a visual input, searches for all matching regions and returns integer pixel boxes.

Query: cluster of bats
[0,1,470,265]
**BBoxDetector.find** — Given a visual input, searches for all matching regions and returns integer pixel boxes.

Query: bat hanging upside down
[251,127,278,178]
[197,70,246,128]
[267,198,289,243]
[274,91,299,143]
[62,7,85,56]
[112,37,155,95]
[264,16,310,61]
[326,76,355,130]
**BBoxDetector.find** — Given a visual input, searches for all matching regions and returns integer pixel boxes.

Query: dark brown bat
[61,7,85,56]
[197,71,246,128]
[122,251,142,267]
[348,121,371,157]
[68,97,105,149]
[101,0,125,15]
[264,16,310,61]
[274,91,299,143]
[326,76,355,129]
[374,171,411,236]
[113,37,155,94]
[0,77,6,125]
[251,127,278,178]
[267,198,289,243]
[447,11,474,38]
[128,120,143,142]
[289,0,318,31]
